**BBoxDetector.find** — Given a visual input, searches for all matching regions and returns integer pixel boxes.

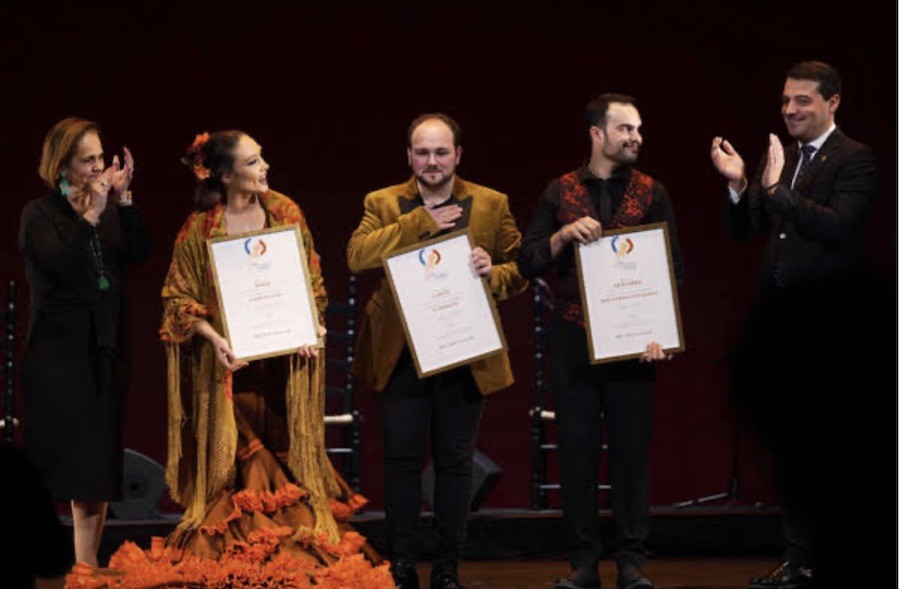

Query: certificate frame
[381,229,508,379]
[575,222,685,364]
[207,224,322,362]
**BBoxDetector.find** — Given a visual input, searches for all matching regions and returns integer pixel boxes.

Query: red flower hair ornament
[181,132,212,181]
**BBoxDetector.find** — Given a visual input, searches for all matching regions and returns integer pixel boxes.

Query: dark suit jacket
[725,129,882,573]
[724,128,876,294]
[347,176,528,395]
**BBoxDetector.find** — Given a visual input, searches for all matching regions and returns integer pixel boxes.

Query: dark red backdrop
[2,1,895,510]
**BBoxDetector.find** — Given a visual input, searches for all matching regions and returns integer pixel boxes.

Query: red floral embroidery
[557,168,656,327]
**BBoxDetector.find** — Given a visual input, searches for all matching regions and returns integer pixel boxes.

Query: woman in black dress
[18,117,151,567]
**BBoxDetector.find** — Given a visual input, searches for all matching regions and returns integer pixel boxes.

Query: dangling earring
[59,170,73,196]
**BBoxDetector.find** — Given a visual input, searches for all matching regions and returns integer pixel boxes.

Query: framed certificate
[575,222,684,364]
[382,229,507,378]
[207,225,322,362]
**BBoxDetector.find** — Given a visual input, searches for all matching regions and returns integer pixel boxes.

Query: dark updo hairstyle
[182,130,245,211]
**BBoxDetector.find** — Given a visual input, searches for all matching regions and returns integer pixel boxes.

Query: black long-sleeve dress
[18,191,151,501]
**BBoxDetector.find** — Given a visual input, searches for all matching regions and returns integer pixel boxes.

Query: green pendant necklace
[89,227,110,292]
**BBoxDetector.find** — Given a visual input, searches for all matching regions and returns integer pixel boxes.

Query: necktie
[775,144,817,287]
[792,144,817,188]
[598,180,611,225]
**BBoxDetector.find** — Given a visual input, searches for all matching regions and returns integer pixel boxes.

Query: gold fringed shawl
[286,352,343,538]
[160,190,339,542]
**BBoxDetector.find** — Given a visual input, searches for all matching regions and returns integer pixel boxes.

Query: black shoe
[391,559,420,589]
[430,560,463,589]
[748,561,813,589]
[554,567,601,589]
[616,562,653,589]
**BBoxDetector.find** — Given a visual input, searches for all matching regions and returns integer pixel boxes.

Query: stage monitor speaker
[108,448,166,520]
[422,449,501,512]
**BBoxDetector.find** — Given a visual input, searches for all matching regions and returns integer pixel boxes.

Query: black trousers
[380,349,484,563]
[550,315,656,571]
[734,271,895,580]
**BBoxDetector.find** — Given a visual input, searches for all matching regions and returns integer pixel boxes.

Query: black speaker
[108,448,166,520]
[421,449,501,512]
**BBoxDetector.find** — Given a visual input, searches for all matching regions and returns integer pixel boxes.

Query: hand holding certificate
[207,225,322,362]
[575,222,684,364]
[382,230,507,378]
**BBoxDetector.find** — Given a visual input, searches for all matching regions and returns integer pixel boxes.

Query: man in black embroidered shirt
[518,94,683,589]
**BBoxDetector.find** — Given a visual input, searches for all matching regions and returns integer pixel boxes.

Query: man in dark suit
[347,113,527,589]
[711,61,878,589]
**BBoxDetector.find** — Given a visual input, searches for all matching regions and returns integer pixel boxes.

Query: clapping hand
[710,136,747,193]
[76,165,118,224]
[110,147,135,203]
[761,133,785,193]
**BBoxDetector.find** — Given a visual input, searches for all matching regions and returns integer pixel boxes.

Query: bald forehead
[411,118,456,146]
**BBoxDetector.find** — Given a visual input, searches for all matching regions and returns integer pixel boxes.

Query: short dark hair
[584,93,637,138]
[407,113,462,147]
[786,61,842,100]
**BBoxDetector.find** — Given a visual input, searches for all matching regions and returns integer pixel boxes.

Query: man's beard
[607,143,639,165]
[416,167,455,189]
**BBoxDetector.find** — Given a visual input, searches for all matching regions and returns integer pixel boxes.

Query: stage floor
[428,558,777,589]
[84,506,782,567]
[56,508,788,587]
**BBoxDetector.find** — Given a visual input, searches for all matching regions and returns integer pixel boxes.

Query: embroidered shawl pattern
[159,190,340,541]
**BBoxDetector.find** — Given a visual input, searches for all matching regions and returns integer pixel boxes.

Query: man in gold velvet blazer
[347,113,526,589]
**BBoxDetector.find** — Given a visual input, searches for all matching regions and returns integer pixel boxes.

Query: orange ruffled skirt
[65,363,394,588]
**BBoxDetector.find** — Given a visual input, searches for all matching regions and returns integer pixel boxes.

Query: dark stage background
[2,1,896,511]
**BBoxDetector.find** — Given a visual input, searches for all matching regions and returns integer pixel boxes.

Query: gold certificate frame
[575,222,685,364]
[207,224,322,362]
[382,229,508,378]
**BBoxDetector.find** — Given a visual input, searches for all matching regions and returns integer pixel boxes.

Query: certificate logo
[243,237,271,270]
[418,247,446,280]
[244,237,268,259]
[611,236,637,270]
